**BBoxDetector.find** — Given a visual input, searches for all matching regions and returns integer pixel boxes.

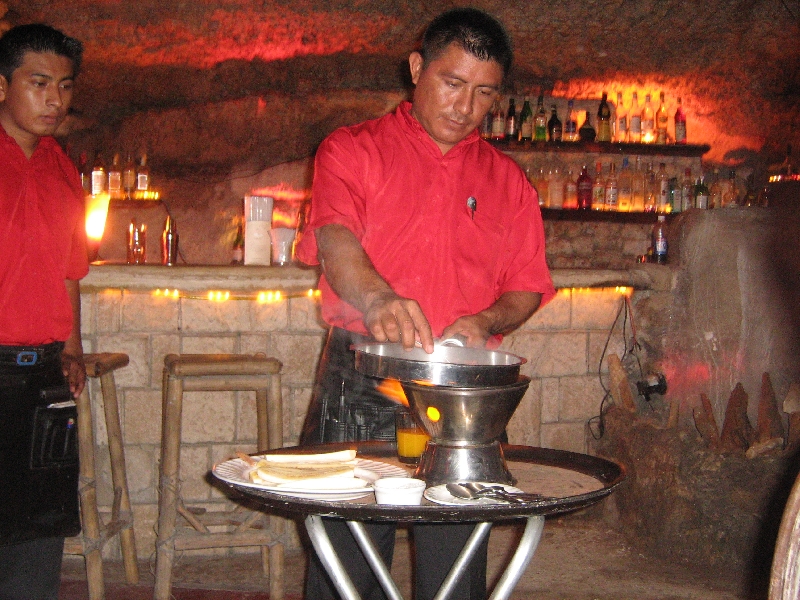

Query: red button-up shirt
[0,125,88,345]
[296,101,555,339]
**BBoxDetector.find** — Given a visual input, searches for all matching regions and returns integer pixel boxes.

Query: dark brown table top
[218,442,625,523]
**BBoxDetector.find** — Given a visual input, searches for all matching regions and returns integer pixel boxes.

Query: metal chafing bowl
[352,341,525,387]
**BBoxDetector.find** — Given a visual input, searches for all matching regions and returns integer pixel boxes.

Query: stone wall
[78,265,658,559]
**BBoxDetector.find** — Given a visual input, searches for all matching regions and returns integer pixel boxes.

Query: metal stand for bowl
[414,441,516,486]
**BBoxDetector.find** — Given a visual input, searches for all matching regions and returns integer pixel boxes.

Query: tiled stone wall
[78,265,666,559]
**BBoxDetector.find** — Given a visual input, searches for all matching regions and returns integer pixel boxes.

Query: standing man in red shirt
[296,8,554,600]
[0,24,88,600]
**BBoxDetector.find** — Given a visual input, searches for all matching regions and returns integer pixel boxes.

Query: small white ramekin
[373,477,426,505]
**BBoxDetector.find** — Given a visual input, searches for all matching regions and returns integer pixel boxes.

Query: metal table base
[305,514,545,600]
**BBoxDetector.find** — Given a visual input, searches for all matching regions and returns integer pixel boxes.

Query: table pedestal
[305,514,545,600]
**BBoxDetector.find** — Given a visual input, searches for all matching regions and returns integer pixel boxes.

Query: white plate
[213,457,408,501]
[424,483,525,506]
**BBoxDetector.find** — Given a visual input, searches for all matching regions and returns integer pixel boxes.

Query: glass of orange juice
[395,407,430,464]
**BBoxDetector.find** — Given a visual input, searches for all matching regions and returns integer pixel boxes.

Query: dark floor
[60,517,758,599]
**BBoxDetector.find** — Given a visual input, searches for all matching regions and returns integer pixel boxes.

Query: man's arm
[63,278,86,397]
[316,224,434,352]
[441,291,542,348]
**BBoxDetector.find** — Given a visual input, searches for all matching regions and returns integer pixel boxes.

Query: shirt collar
[397,101,480,159]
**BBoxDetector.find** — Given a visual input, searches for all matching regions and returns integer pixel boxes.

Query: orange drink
[395,408,430,464]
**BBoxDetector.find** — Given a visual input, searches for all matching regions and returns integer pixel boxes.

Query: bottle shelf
[493,140,710,157]
[541,208,679,223]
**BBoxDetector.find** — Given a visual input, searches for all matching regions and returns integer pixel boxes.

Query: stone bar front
[78,263,667,558]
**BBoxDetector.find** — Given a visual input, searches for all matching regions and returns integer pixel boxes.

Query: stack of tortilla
[247,449,368,489]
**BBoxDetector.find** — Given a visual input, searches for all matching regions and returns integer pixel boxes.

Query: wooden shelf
[541,208,679,223]
[493,140,710,157]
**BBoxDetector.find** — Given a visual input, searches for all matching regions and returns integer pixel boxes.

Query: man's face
[0,51,75,156]
[409,42,503,155]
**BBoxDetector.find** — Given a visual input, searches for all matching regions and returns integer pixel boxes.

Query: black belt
[0,343,64,367]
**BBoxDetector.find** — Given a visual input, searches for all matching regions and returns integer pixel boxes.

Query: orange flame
[377,378,408,406]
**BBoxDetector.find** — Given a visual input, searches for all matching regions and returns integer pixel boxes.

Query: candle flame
[85,193,111,241]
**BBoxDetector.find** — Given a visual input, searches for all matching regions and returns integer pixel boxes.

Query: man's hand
[61,351,86,398]
[441,291,543,348]
[363,290,433,351]
[317,224,434,352]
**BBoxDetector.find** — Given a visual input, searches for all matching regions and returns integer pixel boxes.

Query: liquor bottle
[680,168,693,212]
[604,162,619,211]
[491,100,505,140]
[628,92,642,143]
[709,168,722,208]
[231,223,244,265]
[518,96,533,142]
[615,92,628,142]
[592,161,605,210]
[533,95,547,141]
[533,167,549,206]
[122,152,137,200]
[674,97,687,144]
[505,97,517,141]
[79,151,91,195]
[694,176,710,209]
[655,92,669,144]
[548,168,564,208]
[617,157,633,211]
[563,169,578,209]
[481,108,493,139]
[652,215,668,264]
[136,154,150,194]
[108,153,122,200]
[631,156,645,211]
[577,165,593,210]
[656,163,670,212]
[596,92,612,142]
[721,169,739,207]
[579,111,596,142]
[91,153,106,197]
[641,94,655,143]
[564,100,579,142]
[643,162,657,212]
[547,105,562,142]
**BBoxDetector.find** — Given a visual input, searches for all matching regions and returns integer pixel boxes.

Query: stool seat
[155,353,285,600]
[64,352,138,600]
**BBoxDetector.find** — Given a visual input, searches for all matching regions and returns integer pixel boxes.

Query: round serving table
[217,442,625,600]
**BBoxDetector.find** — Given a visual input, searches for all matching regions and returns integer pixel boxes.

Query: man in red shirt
[296,8,554,600]
[0,24,87,600]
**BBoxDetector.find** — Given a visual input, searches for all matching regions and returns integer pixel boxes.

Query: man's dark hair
[420,8,513,76]
[0,24,83,81]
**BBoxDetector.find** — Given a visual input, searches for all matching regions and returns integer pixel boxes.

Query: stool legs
[75,386,105,600]
[154,372,184,600]
[98,370,139,584]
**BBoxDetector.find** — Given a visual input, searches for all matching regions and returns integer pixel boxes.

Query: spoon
[445,482,517,504]
[464,482,548,502]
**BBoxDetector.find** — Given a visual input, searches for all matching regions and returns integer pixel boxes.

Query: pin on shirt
[467,196,477,220]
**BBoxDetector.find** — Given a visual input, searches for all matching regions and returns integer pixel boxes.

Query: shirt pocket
[453,214,505,300]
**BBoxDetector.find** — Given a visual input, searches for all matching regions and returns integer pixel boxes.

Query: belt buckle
[16,351,38,366]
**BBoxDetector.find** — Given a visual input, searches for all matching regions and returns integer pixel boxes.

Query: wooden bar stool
[64,352,139,600]
[154,353,284,600]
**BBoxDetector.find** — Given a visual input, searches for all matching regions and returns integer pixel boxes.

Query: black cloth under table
[300,327,489,600]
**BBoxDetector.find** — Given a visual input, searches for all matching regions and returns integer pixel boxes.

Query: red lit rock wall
[2,0,798,262]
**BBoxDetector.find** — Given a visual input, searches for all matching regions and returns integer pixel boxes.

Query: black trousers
[0,343,79,600]
[301,328,489,600]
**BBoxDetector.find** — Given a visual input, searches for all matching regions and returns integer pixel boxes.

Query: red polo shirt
[296,101,555,339]
[0,125,89,346]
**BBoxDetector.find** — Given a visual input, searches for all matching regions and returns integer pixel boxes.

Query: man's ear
[408,52,423,86]
[0,75,7,103]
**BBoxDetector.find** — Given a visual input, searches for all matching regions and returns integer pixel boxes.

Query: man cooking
[295,7,555,599]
